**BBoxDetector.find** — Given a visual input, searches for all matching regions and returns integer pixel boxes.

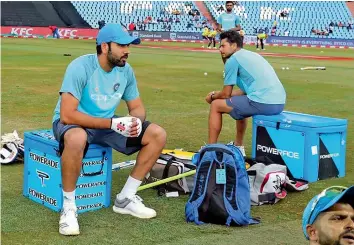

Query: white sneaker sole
[112,205,156,219]
[59,228,80,236]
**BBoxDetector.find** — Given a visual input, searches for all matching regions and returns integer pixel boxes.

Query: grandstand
[1,1,353,40]
[205,1,354,39]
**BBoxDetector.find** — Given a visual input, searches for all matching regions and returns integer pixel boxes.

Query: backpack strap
[185,153,215,225]
[157,157,175,196]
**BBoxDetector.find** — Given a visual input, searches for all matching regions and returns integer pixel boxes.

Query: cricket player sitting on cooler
[302,185,354,245]
[205,30,286,156]
[52,23,167,236]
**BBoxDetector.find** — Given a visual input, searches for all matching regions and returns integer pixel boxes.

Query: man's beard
[226,8,233,13]
[221,52,233,59]
[107,51,128,67]
[318,230,354,245]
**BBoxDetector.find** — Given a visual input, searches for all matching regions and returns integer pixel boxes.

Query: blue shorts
[226,95,285,120]
[52,118,151,156]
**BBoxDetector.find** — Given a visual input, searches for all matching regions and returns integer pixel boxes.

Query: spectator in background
[160,8,166,15]
[329,21,334,27]
[280,10,288,18]
[348,19,353,29]
[253,27,258,34]
[323,28,329,36]
[265,27,269,34]
[176,17,180,23]
[137,20,142,30]
[239,28,245,48]
[273,20,277,29]
[186,21,193,29]
[163,23,167,31]
[172,9,180,15]
[167,24,171,32]
[271,28,276,36]
[128,22,136,31]
[329,25,334,34]
[169,16,173,23]
[150,18,157,26]
[185,2,193,7]
[196,22,202,30]
[49,25,60,39]
[338,21,344,27]
[98,20,106,30]
[217,5,225,12]
[284,29,289,36]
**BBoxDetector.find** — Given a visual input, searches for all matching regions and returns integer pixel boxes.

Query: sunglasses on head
[307,186,348,225]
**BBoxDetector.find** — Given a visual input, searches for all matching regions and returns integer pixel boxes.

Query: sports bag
[144,153,196,196]
[185,144,260,226]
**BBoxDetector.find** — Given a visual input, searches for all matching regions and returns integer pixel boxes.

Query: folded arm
[60,92,111,128]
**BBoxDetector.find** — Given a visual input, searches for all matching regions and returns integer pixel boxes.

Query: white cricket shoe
[59,207,80,236]
[237,145,246,157]
[113,195,156,219]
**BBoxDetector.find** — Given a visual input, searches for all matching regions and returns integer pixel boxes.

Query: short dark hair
[226,1,235,6]
[96,42,111,55]
[220,30,243,48]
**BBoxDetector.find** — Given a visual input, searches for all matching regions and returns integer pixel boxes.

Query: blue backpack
[185,144,260,226]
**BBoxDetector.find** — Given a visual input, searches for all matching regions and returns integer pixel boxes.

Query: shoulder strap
[157,157,175,196]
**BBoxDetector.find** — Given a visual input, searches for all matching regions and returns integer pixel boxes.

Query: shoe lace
[61,208,78,218]
[130,195,143,204]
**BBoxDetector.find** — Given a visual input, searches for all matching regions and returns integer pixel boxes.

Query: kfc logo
[11,28,33,36]
[58,29,78,37]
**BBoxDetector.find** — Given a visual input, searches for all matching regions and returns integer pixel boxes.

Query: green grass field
[1,38,354,245]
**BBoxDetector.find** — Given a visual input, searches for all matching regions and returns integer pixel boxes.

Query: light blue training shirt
[52,54,139,122]
[217,12,241,31]
[224,49,286,104]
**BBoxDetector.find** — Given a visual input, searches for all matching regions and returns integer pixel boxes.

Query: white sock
[118,176,142,199]
[63,190,76,209]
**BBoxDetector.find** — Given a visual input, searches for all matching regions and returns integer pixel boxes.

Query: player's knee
[146,124,167,146]
[64,128,87,153]
[210,100,222,112]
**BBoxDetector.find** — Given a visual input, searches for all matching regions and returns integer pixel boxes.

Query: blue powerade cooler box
[252,111,347,183]
[23,129,113,213]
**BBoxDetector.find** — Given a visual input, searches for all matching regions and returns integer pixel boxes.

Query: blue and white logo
[170,33,176,39]
[113,83,120,92]
[132,32,139,38]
